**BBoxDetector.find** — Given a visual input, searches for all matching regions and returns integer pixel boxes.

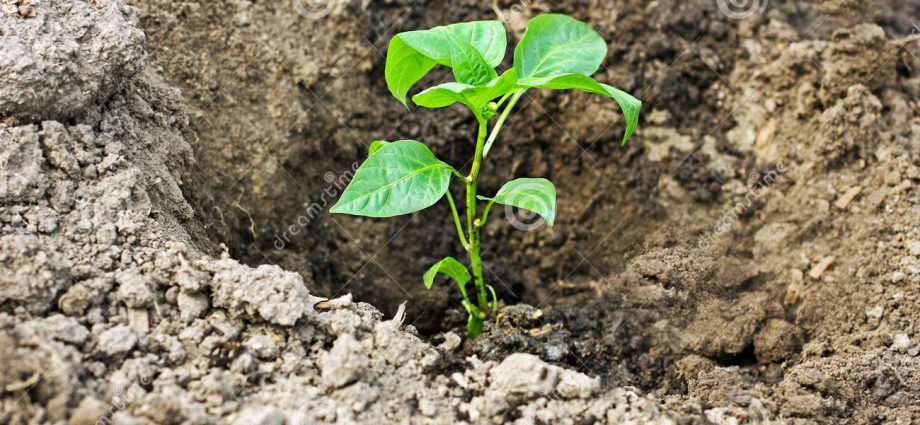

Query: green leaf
[423,257,471,290]
[442,30,496,86]
[412,68,518,114]
[368,140,390,156]
[513,14,607,79]
[479,178,557,226]
[385,36,438,108]
[385,21,507,106]
[330,140,452,217]
[467,315,483,338]
[518,74,641,145]
[444,21,507,67]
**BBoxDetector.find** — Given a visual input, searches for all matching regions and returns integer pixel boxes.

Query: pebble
[865,305,884,320]
[97,325,137,356]
[891,334,911,352]
[907,240,920,256]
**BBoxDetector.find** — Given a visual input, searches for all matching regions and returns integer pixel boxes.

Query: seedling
[331,14,640,337]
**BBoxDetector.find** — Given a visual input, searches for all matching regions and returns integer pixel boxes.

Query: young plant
[330,14,641,337]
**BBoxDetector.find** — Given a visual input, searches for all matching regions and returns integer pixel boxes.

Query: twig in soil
[807,256,836,279]
[233,192,257,240]
[881,361,904,386]
[834,186,862,210]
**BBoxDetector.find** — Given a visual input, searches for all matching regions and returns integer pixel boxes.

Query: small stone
[753,319,803,363]
[244,334,280,360]
[42,314,90,344]
[320,334,368,389]
[115,271,154,309]
[907,240,920,256]
[556,369,599,399]
[891,334,911,352]
[177,291,209,321]
[97,325,137,356]
[865,305,884,319]
[58,285,92,316]
[419,398,437,417]
[69,397,110,425]
[436,332,462,352]
[544,344,567,361]
[488,353,558,399]
[675,354,716,383]
[127,309,149,334]
[232,406,285,425]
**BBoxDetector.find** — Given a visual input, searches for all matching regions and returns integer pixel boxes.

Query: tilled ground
[1,0,919,423]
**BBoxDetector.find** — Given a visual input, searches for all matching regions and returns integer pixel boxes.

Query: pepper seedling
[330,14,641,337]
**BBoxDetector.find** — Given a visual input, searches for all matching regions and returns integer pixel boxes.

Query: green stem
[449,167,470,183]
[445,188,469,250]
[479,200,495,229]
[483,89,526,158]
[467,118,489,312]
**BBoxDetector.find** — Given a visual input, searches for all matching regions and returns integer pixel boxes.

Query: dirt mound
[2,0,920,423]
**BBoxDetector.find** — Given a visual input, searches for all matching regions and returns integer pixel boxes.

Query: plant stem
[445,188,469,250]
[483,89,526,158]
[466,118,489,313]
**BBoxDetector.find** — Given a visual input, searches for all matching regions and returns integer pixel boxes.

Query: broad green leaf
[330,140,452,217]
[519,74,641,145]
[412,68,518,113]
[385,21,507,106]
[445,21,507,67]
[385,36,438,108]
[368,140,390,156]
[479,178,556,226]
[513,14,607,79]
[423,257,471,290]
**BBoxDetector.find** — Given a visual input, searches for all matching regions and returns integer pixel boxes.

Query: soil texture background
[2,0,920,423]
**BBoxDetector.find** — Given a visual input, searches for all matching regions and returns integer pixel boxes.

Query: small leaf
[513,14,607,79]
[440,30,496,86]
[385,21,507,106]
[518,74,641,145]
[330,140,452,217]
[444,21,507,67]
[368,140,390,156]
[479,178,556,226]
[423,257,471,290]
[412,68,518,113]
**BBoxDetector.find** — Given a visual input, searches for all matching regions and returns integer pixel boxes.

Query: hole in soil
[202,111,664,337]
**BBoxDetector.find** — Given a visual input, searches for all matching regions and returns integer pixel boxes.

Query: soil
[2,0,920,423]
